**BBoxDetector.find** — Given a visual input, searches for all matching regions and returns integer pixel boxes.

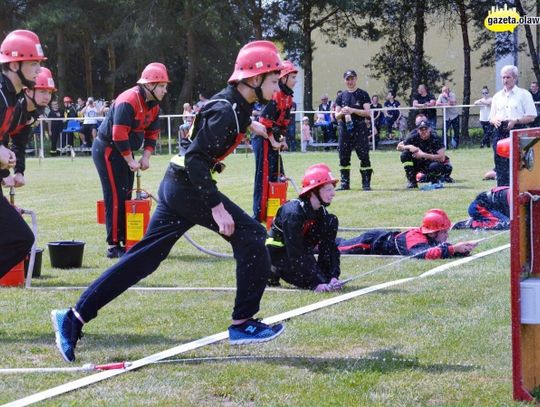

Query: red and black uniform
[337,228,456,260]
[252,83,293,221]
[266,198,340,289]
[4,97,39,176]
[0,74,34,278]
[400,129,452,184]
[467,186,510,230]
[92,85,160,247]
[335,88,372,189]
[75,85,272,323]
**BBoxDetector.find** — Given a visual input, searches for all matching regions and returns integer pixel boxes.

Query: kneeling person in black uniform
[397,119,452,189]
[266,163,343,292]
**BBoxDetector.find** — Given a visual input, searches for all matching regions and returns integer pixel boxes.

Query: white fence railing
[32,103,501,158]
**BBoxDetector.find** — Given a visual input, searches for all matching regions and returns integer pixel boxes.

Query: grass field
[0,146,520,406]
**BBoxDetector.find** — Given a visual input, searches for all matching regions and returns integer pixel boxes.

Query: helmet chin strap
[242,74,269,103]
[279,77,293,95]
[314,189,331,207]
[14,62,36,89]
[143,84,160,102]
[24,89,40,109]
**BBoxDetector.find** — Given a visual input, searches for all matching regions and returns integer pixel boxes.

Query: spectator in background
[195,91,209,111]
[436,85,460,148]
[489,65,536,186]
[474,86,493,148]
[61,96,78,148]
[529,81,540,127]
[178,102,193,140]
[81,97,100,147]
[76,97,85,113]
[301,116,312,152]
[318,94,336,142]
[413,84,437,130]
[286,101,297,151]
[47,100,64,154]
[370,94,382,147]
[383,90,401,139]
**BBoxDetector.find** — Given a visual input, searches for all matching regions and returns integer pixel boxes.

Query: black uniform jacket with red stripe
[97,85,160,156]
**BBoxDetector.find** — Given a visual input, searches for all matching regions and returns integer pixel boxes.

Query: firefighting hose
[7,187,39,288]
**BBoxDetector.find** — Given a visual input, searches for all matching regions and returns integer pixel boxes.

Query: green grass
[0,147,521,406]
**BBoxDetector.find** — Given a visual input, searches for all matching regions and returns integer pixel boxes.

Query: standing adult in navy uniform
[334,69,373,191]
[0,30,45,278]
[52,41,286,363]
[92,62,167,258]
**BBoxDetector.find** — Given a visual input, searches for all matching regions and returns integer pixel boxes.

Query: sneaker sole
[229,324,285,345]
[50,310,74,363]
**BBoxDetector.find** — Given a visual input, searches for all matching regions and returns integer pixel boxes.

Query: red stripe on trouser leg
[104,146,120,244]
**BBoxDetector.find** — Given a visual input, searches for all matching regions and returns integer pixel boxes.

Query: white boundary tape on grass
[3,243,509,407]
[29,286,300,293]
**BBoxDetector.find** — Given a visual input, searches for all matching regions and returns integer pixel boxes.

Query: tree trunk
[83,34,93,97]
[302,2,313,114]
[56,28,66,101]
[457,0,471,139]
[178,0,196,111]
[107,42,116,100]
[515,0,540,82]
[409,0,426,127]
[252,0,263,39]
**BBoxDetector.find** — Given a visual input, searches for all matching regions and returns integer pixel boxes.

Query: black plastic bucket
[24,248,43,278]
[48,241,85,269]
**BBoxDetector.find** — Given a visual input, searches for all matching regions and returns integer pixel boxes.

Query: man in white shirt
[489,65,537,186]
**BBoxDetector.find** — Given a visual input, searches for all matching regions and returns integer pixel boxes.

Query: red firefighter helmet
[228,40,283,84]
[280,60,298,79]
[137,62,170,84]
[63,96,72,103]
[0,29,46,63]
[421,209,452,234]
[300,163,338,197]
[33,67,56,91]
[496,137,510,158]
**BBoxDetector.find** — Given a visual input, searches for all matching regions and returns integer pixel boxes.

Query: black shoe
[336,185,350,191]
[406,181,418,189]
[106,245,126,259]
[362,185,372,191]
[452,219,472,230]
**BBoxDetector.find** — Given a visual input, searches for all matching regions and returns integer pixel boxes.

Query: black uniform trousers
[0,189,34,278]
[400,151,452,183]
[338,122,371,169]
[93,137,135,246]
[75,165,270,322]
[492,122,525,187]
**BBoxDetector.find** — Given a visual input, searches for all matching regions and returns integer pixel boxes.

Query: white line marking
[3,244,509,407]
[28,286,300,293]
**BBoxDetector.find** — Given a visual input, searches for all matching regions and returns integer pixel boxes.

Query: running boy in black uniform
[51,41,285,362]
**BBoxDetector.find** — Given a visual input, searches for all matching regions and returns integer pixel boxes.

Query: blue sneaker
[228,318,285,345]
[51,308,83,362]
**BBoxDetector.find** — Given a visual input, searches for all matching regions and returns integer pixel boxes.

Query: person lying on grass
[336,209,478,259]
